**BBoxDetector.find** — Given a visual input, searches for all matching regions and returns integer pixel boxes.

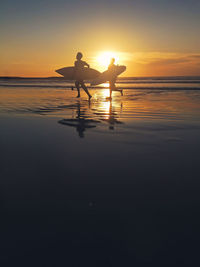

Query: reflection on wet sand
[93,100,123,130]
[1,87,199,124]
[58,98,123,137]
[58,101,100,138]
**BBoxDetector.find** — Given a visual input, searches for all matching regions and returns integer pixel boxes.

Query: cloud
[132,52,200,67]
[187,54,200,59]
[148,58,190,66]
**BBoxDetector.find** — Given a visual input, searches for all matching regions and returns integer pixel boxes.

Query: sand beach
[0,78,200,265]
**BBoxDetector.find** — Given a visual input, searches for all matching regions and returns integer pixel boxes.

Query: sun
[97,51,119,69]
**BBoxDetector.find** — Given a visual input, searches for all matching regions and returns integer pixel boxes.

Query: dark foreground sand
[0,88,200,266]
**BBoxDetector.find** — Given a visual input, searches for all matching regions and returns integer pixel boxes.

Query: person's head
[76,52,83,60]
[110,58,115,64]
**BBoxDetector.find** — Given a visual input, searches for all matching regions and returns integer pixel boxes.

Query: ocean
[1,76,200,90]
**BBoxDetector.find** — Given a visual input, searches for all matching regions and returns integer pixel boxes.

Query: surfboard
[55,67,100,81]
[91,65,126,86]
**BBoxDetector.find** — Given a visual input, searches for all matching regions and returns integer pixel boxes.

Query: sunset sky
[1,0,200,77]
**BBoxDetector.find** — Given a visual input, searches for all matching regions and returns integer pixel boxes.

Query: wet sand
[1,88,200,266]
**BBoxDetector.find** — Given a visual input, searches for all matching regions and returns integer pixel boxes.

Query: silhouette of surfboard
[55,67,100,81]
[91,65,126,86]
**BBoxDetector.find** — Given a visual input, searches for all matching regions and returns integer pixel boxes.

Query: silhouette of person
[108,58,123,99]
[58,101,99,138]
[74,52,92,100]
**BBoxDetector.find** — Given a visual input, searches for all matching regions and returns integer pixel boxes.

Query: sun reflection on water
[99,100,111,120]
[101,82,109,88]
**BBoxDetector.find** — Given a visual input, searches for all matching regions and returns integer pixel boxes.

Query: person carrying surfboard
[74,52,92,99]
[108,58,123,99]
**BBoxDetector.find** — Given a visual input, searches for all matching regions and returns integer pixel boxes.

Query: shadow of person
[58,101,100,138]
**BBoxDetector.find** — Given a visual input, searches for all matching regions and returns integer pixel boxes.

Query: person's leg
[110,79,123,96]
[109,80,116,98]
[80,81,92,99]
[109,87,112,98]
[75,81,80,97]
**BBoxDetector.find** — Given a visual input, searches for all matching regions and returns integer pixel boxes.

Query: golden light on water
[101,88,110,98]
[101,83,109,88]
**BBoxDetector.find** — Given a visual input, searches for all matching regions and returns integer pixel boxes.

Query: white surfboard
[56,67,100,81]
[91,65,126,86]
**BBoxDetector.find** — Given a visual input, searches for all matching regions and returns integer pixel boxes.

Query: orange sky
[1,0,200,77]
[1,50,200,77]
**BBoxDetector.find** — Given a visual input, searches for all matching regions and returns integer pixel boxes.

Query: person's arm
[84,61,90,68]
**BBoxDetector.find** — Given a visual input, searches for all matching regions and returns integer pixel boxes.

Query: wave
[1,83,200,90]
[1,75,200,90]
[116,80,200,84]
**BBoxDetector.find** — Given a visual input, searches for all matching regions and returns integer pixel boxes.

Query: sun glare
[97,51,119,68]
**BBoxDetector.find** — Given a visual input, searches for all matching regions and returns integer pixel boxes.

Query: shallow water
[0,85,200,266]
